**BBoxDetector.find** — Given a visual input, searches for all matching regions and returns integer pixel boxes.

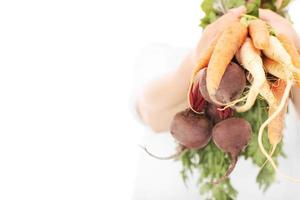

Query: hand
[137,7,247,132]
[259,8,300,50]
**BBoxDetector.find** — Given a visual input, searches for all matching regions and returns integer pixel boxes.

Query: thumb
[229,6,246,17]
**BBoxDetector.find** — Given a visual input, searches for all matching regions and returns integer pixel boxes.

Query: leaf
[247,0,261,17]
[226,0,246,8]
[201,0,214,14]
[256,162,276,192]
[200,0,219,28]
[200,11,218,28]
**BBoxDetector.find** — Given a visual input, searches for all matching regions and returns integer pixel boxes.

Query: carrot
[263,35,300,77]
[258,35,300,182]
[235,38,266,112]
[191,33,221,80]
[277,33,300,87]
[258,80,277,107]
[206,21,247,104]
[249,19,270,50]
[260,80,287,170]
[268,80,287,150]
[187,33,221,112]
[247,75,276,113]
[263,58,287,80]
[257,81,295,182]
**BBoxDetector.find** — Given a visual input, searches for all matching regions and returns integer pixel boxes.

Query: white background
[0,1,299,200]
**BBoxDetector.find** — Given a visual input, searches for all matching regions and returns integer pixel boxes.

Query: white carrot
[263,58,287,81]
[235,38,266,112]
[259,81,277,106]
[263,36,300,76]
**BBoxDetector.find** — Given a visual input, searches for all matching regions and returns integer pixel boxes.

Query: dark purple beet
[215,62,246,104]
[199,62,246,105]
[170,109,213,149]
[212,118,252,184]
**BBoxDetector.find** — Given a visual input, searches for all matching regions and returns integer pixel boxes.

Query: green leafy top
[200,0,292,28]
[247,0,261,17]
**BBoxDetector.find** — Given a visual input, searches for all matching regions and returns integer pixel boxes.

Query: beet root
[140,145,186,160]
[212,118,252,184]
[199,62,246,105]
[170,109,213,149]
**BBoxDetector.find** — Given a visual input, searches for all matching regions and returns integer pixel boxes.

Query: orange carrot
[206,21,248,103]
[249,19,270,50]
[187,33,221,112]
[268,79,287,148]
[191,32,221,79]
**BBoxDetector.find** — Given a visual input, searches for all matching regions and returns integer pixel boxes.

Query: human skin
[137,7,300,132]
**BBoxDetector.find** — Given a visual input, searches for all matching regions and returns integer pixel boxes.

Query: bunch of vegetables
[142,0,300,199]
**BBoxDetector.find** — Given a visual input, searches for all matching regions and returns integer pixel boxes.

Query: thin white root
[220,95,248,110]
[258,80,300,182]
[260,144,277,171]
[139,145,185,160]
[269,144,277,159]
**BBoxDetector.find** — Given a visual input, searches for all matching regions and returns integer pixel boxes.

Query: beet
[199,62,246,105]
[205,103,234,124]
[170,109,213,149]
[199,69,213,103]
[212,118,252,184]
[215,62,246,104]
[141,109,212,160]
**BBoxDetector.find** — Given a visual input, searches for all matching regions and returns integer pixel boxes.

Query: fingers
[229,6,247,17]
[259,8,296,46]
[209,6,246,33]
[259,8,286,23]
[220,6,246,22]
